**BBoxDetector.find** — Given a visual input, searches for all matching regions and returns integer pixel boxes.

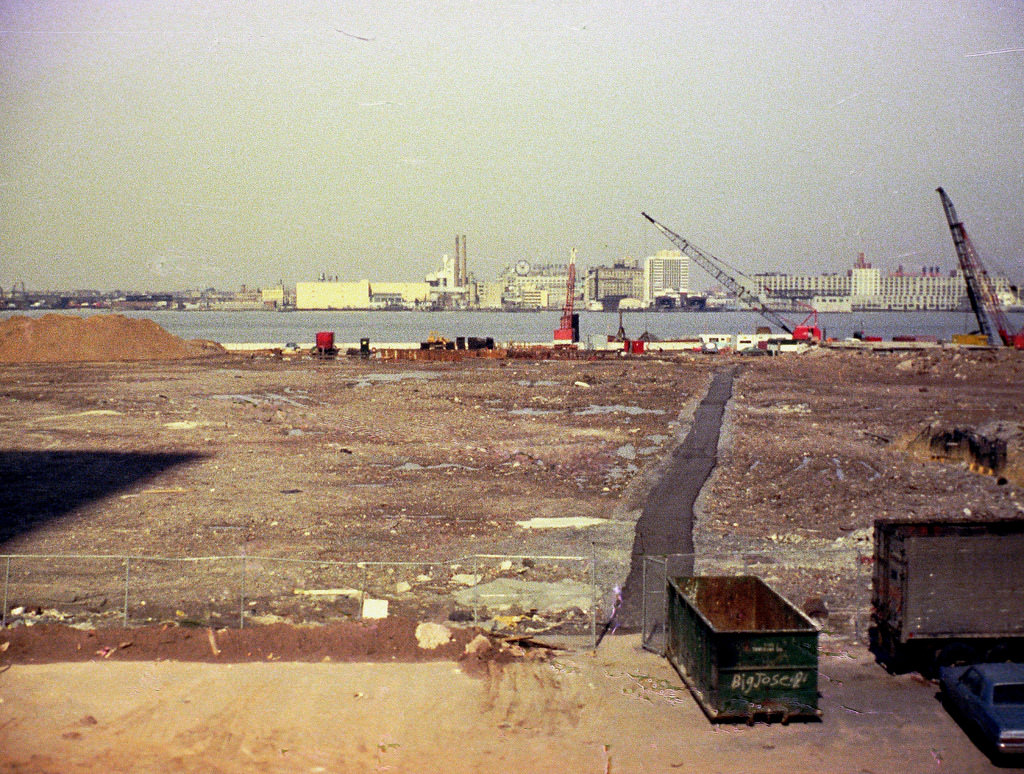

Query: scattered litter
[573,381,592,388]
[361,598,389,619]
[206,629,221,656]
[293,588,363,599]
[515,516,605,529]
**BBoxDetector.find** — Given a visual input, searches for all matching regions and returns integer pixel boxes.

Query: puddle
[515,380,559,387]
[575,405,664,416]
[616,444,636,460]
[396,462,479,472]
[605,463,640,480]
[508,407,561,416]
[353,372,440,388]
[212,393,308,407]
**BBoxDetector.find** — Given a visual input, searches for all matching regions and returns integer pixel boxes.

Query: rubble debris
[414,622,452,650]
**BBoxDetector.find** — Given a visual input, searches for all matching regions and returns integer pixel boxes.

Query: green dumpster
[666,576,821,723]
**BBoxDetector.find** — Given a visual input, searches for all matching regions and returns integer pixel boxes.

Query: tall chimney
[454,235,461,286]
[461,234,467,287]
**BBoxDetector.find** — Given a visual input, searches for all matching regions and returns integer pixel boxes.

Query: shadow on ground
[0,450,206,545]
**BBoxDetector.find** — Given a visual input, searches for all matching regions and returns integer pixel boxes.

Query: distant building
[643,250,690,306]
[498,261,574,310]
[295,280,429,310]
[584,258,643,311]
[476,280,505,309]
[752,253,1021,311]
[260,285,289,309]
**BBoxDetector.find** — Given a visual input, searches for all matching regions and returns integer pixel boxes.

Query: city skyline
[2,1,1023,291]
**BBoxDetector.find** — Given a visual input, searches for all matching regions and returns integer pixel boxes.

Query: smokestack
[461,234,467,287]
[454,235,461,286]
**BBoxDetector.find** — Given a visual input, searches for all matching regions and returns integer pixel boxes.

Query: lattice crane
[642,213,820,340]
[554,247,579,343]
[937,187,1023,348]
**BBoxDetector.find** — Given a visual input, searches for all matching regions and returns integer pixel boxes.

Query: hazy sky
[2,1,1023,291]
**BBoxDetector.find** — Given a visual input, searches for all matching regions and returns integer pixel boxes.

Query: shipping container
[666,576,820,723]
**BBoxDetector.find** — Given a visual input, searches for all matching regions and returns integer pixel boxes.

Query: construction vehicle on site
[553,247,580,344]
[642,213,822,341]
[937,187,1024,349]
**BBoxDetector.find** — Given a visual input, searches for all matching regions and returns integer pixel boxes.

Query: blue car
[939,662,1024,757]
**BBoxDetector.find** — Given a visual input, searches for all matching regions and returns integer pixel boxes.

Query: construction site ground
[2,336,1024,772]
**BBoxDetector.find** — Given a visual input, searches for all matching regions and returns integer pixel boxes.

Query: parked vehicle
[939,662,1024,758]
[871,518,1024,673]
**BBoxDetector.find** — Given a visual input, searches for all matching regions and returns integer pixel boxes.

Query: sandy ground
[0,635,1010,774]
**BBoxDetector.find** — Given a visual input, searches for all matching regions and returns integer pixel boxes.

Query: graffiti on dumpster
[730,671,810,694]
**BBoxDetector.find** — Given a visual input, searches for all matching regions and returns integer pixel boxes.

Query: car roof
[964,663,1024,684]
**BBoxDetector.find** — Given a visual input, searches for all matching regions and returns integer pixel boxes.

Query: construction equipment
[553,247,579,344]
[937,187,1024,349]
[642,213,821,341]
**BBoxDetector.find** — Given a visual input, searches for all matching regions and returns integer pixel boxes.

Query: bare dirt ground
[2,322,1024,771]
[0,636,1012,774]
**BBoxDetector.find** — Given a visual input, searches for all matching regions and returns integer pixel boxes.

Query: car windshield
[992,683,1024,705]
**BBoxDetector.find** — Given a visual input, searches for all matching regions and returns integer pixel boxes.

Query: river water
[3,308,1022,345]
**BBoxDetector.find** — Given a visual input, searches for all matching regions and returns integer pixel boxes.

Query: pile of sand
[0,314,223,363]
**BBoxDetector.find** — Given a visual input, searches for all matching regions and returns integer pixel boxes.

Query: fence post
[359,564,368,620]
[2,556,9,628]
[641,555,647,648]
[123,557,130,626]
[591,542,597,651]
[240,552,247,629]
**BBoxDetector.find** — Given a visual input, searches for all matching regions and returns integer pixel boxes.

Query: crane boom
[642,212,794,335]
[553,247,578,343]
[936,187,1013,347]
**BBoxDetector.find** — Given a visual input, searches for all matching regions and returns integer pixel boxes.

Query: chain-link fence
[0,551,599,643]
[641,551,875,656]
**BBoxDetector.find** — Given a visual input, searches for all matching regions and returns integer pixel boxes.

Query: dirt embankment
[0,314,222,363]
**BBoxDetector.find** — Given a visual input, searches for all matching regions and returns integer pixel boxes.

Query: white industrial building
[643,250,690,305]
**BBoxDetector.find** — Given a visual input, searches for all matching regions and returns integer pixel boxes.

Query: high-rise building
[643,250,689,305]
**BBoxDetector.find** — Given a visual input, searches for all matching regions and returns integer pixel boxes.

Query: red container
[630,339,646,354]
[315,331,335,350]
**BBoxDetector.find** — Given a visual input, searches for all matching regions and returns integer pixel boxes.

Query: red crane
[937,187,1023,349]
[554,248,579,344]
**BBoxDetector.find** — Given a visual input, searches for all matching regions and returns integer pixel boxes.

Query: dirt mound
[0,314,223,363]
[0,617,507,664]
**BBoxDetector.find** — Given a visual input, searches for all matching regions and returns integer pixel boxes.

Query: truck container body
[666,576,820,722]
[872,518,1024,671]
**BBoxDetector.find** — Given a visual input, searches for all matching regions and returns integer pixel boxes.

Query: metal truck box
[872,518,1024,669]
[666,576,820,723]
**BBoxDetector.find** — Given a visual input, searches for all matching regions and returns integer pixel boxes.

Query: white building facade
[643,250,690,305]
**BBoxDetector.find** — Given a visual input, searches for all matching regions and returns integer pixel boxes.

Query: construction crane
[554,247,579,344]
[937,187,1024,349]
[641,212,821,341]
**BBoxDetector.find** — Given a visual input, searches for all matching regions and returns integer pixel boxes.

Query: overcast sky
[2,0,1023,291]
